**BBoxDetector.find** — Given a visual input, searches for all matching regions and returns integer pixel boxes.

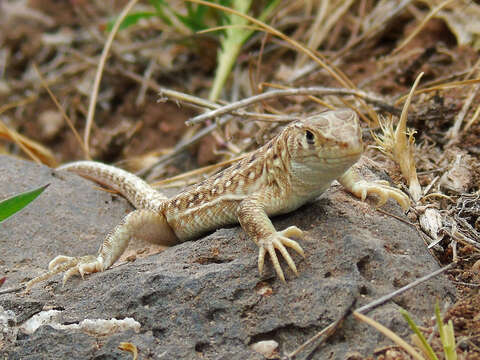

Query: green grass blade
[400,308,439,360]
[175,3,211,32]
[0,184,50,223]
[435,301,457,360]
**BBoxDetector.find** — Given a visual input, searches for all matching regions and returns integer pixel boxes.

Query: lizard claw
[257,226,305,282]
[48,255,75,270]
[353,180,410,211]
[57,255,103,285]
[25,254,103,290]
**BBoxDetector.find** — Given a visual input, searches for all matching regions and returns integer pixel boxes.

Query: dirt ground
[1,0,479,358]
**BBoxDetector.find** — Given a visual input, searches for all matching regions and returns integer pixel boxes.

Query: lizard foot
[352,180,410,211]
[25,254,102,291]
[49,254,104,283]
[258,226,305,282]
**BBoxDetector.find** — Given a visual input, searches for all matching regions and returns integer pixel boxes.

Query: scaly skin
[25,109,409,290]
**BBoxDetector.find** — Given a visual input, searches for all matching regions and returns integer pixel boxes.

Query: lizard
[25,108,409,290]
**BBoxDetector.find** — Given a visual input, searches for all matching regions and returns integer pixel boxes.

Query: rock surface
[0,155,455,359]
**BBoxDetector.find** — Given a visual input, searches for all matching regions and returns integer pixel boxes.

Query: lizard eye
[305,130,315,144]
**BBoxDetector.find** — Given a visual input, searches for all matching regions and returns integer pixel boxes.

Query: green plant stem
[209,0,279,101]
[401,308,438,360]
[435,301,457,360]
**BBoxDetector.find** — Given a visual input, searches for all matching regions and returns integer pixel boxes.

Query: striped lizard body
[26,109,409,289]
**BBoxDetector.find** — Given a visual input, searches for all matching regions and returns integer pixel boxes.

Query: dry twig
[186,87,395,125]
[83,0,140,157]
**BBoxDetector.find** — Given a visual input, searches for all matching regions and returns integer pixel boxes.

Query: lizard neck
[290,161,332,199]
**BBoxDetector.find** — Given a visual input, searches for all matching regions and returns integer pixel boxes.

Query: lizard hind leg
[25,209,178,290]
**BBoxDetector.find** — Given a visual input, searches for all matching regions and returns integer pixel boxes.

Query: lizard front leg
[339,168,410,210]
[237,198,305,282]
[25,209,178,290]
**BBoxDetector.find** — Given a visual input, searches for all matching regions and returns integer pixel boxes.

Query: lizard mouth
[297,149,363,162]
[321,153,362,164]
[318,151,363,164]
[318,150,363,161]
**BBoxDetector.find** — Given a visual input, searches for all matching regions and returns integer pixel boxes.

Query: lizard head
[286,108,363,174]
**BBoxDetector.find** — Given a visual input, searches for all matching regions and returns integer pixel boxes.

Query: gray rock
[0,155,455,359]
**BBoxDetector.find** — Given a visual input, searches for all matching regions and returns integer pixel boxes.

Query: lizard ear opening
[305,130,315,144]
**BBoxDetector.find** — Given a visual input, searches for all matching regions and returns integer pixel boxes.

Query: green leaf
[147,0,174,26]
[106,12,157,32]
[0,184,50,223]
[148,0,167,13]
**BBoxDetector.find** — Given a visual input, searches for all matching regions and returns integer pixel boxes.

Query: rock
[0,155,132,287]
[251,340,278,358]
[0,155,455,359]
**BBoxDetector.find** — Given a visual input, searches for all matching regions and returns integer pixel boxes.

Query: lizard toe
[278,236,305,258]
[257,231,305,281]
[257,246,266,275]
[257,237,286,282]
[266,241,285,282]
[279,226,304,239]
[350,180,410,211]
[63,266,80,285]
[48,255,74,271]
[78,257,104,277]
[274,237,298,276]
[370,182,410,210]
[62,255,102,285]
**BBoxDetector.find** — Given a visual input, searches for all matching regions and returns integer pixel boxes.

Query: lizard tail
[57,161,167,210]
